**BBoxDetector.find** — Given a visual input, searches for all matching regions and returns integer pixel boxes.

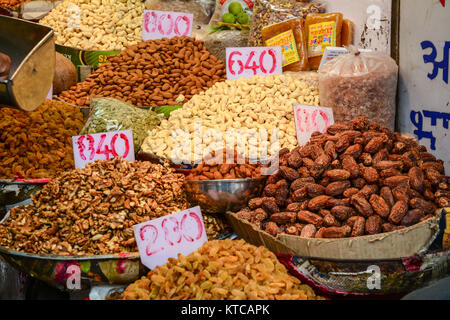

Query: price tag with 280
[133,206,207,270]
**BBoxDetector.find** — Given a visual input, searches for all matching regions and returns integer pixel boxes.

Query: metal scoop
[0,15,54,112]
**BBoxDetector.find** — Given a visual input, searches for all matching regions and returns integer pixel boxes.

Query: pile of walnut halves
[0,158,188,255]
[236,117,449,239]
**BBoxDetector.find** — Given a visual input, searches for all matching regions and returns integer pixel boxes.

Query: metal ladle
[0,15,54,112]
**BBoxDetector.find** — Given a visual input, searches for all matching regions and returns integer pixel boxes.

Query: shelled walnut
[0,159,188,255]
[236,117,448,239]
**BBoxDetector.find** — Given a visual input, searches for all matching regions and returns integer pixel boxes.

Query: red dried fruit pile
[236,116,449,239]
[185,149,263,181]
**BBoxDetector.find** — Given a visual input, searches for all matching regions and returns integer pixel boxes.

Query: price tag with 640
[226,47,282,80]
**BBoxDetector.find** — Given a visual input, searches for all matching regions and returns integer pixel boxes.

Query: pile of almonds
[59,36,226,107]
[236,117,449,239]
[0,159,188,255]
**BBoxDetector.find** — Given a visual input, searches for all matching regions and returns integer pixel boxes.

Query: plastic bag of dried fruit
[145,0,216,25]
[80,98,162,154]
[318,48,399,131]
[209,0,254,29]
[248,0,325,47]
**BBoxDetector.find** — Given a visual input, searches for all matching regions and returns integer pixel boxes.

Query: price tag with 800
[293,105,335,147]
[226,47,283,80]
[133,206,207,270]
[142,10,193,41]
[72,130,135,169]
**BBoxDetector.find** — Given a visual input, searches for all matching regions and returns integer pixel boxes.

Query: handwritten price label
[72,130,135,169]
[142,10,193,41]
[226,47,282,80]
[133,206,207,270]
[293,105,335,146]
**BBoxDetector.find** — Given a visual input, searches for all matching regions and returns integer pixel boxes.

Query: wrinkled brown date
[321,226,352,239]
[308,195,332,212]
[365,215,382,235]
[389,200,409,224]
[351,193,374,217]
[351,217,366,237]
[297,210,323,226]
[300,224,317,238]
[401,209,425,227]
[270,212,296,224]
[369,194,390,219]
[325,181,351,197]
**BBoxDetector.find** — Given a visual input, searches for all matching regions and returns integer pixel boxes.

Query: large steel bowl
[184,177,266,214]
[0,245,145,292]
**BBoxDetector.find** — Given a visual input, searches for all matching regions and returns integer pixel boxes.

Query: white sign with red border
[226,47,283,80]
[133,206,207,270]
[142,10,193,41]
[72,130,135,169]
[293,105,335,146]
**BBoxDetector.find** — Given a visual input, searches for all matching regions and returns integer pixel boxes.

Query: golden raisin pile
[120,239,323,300]
[0,100,85,179]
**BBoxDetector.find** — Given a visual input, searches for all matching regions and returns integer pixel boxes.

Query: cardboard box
[225,211,441,260]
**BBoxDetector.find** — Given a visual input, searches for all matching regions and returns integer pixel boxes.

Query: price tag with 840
[72,130,135,169]
[133,206,207,270]
[226,47,282,80]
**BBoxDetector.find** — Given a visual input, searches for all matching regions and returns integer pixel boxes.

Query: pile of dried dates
[236,117,449,239]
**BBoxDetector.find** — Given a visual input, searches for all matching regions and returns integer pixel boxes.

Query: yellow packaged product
[262,18,309,72]
[305,12,343,70]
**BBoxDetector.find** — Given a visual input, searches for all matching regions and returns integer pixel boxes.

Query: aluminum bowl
[184,177,267,214]
[0,245,145,291]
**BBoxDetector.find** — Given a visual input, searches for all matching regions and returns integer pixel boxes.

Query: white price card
[72,130,135,169]
[293,105,335,146]
[133,206,207,270]
[318,47,373,70]
[142,10,193,41]
[226,47,283,80]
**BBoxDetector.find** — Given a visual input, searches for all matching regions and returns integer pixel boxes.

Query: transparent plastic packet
[80,97,163,153]
[196,28,250,63]
[248,0,325,47]
[145,0,216,25]
[318,47,399,130]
